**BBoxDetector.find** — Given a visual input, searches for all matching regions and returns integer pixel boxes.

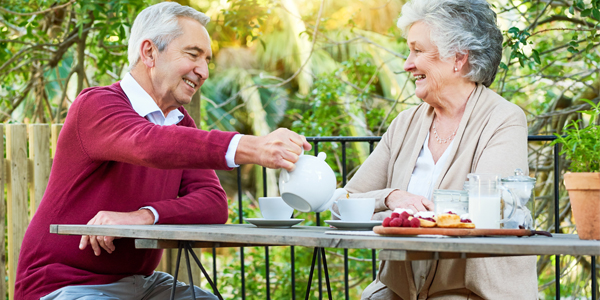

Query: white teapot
[279,152,347,213]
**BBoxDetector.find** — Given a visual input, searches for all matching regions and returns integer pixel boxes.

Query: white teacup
[259,197,294,220]
[331,198,375,222]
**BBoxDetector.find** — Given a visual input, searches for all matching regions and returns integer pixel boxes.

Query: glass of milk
[467,174,518,229]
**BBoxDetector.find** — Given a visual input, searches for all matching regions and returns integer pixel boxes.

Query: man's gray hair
[128,2,210,71]
[397,0,503,87]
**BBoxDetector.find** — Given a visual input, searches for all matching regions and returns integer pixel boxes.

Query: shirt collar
[120,72,184,125]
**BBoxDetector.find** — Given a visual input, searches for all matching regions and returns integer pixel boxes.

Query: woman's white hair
[127,2,210,71]
[397,0,503,87]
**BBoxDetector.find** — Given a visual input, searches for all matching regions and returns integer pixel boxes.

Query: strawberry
[401,218,412,227]
[383,217,392,227]
[410,218,421,228]
[390,218,403,227]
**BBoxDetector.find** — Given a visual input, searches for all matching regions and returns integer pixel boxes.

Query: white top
[407,132,454,293]
[120,73,242,223]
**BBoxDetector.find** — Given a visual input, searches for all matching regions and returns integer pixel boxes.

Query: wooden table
[50,223,600,258]
[51,224,600,299]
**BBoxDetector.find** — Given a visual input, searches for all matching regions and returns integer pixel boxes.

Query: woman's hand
[385,190,434,212]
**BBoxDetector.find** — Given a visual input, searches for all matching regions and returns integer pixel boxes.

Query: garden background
[1,0,599,298]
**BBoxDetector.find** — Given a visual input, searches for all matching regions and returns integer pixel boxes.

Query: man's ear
[139,40,157,68]
[455,51,469,72]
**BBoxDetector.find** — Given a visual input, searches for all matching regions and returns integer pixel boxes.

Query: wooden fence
[1,123,200,300]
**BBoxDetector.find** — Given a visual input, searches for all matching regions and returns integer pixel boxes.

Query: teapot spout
[314,188,347,213]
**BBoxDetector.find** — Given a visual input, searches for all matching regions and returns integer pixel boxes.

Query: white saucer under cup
[246,218,304,228]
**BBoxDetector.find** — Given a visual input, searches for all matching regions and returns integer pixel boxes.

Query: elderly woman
[345,0,538,299]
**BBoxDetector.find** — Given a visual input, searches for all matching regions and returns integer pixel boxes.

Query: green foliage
[551,99,600,172]
[220,0,274,45]
[0,0,149,122]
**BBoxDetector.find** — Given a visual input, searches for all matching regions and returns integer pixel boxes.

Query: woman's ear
[139,40,156,68]
[454,51,469,72]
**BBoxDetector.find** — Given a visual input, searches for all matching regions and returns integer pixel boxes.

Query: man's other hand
[79,209,155,256]
[235,128,312,171]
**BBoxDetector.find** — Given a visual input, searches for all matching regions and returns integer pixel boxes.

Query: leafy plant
[551,99,600,172]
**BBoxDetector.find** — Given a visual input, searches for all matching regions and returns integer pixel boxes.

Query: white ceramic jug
[279,152,347,213]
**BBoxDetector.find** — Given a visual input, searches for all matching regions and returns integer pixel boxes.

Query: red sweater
[15,82,237,300]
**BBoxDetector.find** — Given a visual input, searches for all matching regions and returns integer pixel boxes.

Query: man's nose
[195,62,209,81]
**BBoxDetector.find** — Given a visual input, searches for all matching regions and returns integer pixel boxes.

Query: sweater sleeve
[145,168,228,224]
[74,87,237,170]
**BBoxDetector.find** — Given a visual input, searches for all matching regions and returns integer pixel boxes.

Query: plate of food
[373,210,550,237]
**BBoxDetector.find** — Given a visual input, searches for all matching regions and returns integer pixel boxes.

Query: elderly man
[15,2,310,300]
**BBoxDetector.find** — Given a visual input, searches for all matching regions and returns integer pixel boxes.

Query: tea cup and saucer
[325,198,381,230]
[245,197,304,228]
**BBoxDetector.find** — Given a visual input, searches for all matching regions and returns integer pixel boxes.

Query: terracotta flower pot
[564,172,600,240]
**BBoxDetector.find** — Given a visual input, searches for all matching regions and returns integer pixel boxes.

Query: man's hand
[385,190,434,213]
[79,209,155,256]
[235,128,312,171]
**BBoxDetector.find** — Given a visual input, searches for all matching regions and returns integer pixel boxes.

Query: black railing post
[292,245,296,300]
[554,143,560,300]
[213,246,217,288]
[313,142,323,300]
[237,167,246,300]
[592,256,597,300]
[342,142,349,300]
[369,141,376,280]
[262,166,271,300]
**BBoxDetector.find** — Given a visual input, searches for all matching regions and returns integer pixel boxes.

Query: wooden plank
[0,124,7,299]
[6,124,29,300]
[51,124,63,159]
[377,249,526,261]
[136,239,272,249]
[29,124,51,216]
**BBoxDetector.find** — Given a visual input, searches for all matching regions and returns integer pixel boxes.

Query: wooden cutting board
[373,226,533,237]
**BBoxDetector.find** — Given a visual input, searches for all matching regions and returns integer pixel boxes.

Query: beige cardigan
[347,84,538,299]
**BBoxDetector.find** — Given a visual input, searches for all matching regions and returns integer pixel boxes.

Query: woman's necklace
[432,117,457,144]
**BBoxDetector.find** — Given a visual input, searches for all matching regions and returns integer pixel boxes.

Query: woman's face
[404,22,456,103]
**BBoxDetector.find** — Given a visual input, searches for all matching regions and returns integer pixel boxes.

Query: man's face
[151,17,212,109]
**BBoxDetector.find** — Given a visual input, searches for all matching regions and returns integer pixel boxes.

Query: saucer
[245,218,304,228]
[325,220,382,231]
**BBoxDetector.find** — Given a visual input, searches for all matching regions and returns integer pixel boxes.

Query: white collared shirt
[407,132,454,293]
[120,73,242,223]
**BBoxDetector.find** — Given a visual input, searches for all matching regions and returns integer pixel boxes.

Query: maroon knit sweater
[15,82,237,300]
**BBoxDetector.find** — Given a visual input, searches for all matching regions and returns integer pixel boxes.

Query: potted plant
[551,99,600,240]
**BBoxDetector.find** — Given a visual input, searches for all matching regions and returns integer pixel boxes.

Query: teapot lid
[501,168,536,183]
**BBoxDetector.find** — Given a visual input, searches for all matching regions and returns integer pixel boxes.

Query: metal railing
[222,135,597,300]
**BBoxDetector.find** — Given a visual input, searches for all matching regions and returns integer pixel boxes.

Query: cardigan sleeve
[74,87,237,171]
[473,104,529,177]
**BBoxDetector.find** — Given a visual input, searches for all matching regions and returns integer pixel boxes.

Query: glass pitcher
[467,173,518,229]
